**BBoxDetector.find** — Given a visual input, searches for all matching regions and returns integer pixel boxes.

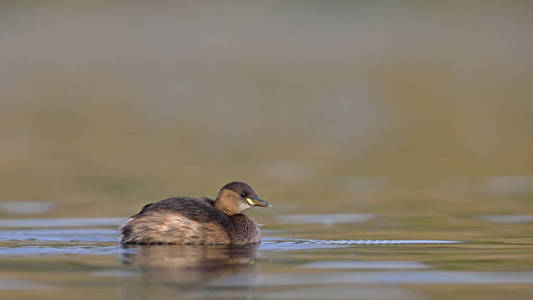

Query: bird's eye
[240,192,247,197]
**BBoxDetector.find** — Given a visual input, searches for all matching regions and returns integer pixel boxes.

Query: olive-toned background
[1,1,532,219]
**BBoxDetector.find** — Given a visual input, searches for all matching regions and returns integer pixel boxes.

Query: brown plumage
[120,182,271,245]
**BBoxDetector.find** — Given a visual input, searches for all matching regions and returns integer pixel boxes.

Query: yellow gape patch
[246,198,255,206]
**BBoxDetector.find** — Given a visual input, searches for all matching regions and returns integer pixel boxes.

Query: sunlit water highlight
[207,271,533,286]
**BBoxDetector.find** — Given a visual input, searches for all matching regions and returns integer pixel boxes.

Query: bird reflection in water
[120,244,259,292]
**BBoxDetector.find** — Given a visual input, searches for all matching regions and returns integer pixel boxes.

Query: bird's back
[121,197,234,245]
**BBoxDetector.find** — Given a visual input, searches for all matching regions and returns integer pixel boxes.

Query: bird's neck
[229,214,260,245]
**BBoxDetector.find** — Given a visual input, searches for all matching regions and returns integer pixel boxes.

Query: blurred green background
[1,1,532,219]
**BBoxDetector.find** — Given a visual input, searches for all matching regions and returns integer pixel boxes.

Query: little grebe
[120,181,271,245]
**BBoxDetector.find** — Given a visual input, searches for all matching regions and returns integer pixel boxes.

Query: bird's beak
[246,197,271,207]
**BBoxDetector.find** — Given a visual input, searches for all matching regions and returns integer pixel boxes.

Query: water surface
[0,214,532,300]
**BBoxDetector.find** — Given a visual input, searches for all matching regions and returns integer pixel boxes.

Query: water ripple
[0,245,128,256]
[0,228,117,243]
[209,271,533,286]
[277,214,374,225]
[0,218,124,228]
[300,261,429,269]
[261,239,462,250]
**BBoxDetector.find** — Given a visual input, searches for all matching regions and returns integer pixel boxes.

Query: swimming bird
[120,181,270,245]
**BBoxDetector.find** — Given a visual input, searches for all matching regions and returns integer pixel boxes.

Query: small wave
[261,239,462,250]
[0,218,124,228]
[0,228,118,243]
[0,245,128,256]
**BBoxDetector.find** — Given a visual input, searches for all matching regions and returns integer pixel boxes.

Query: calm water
[1,211,532,300]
